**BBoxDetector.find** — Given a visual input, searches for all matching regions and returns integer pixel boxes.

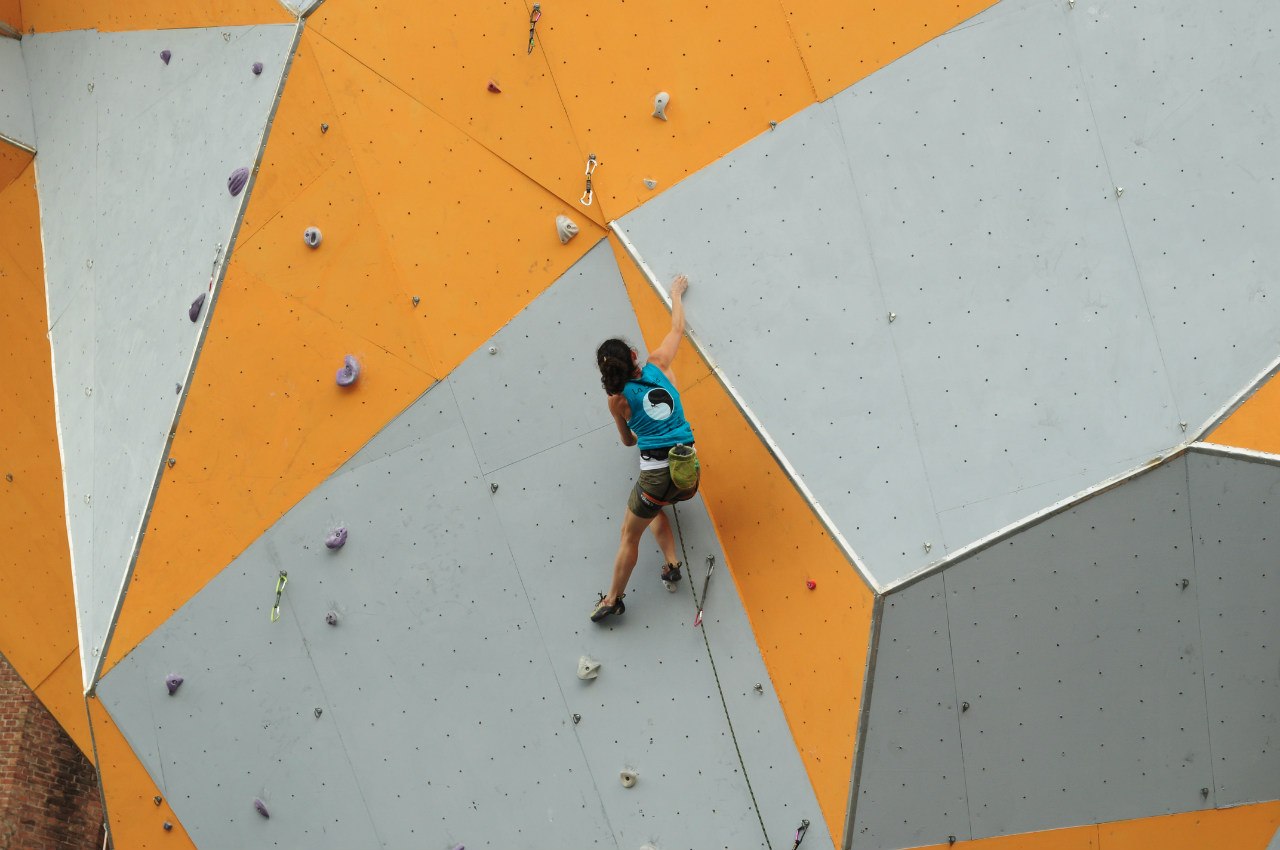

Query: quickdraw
[792,819,810,849]
[580,153,600,206]
[270,570,288,622]
[527,3,541,54]
[693,554,715,627]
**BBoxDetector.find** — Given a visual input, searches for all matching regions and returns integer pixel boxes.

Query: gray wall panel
[830,0,1181,528]
[853,575,969,850]
[946,458,1212,837]
[1071,0,1280,429]
[0,37,33,148]
[451,239,631,475]
[617,105,941,586]
[1188,449,1280,806]
[23,25,297,684]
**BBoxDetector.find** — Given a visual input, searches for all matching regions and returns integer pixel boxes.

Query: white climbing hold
[619,769,638,788]
[652,91,670,121]
[555,214,579,245]
[303,227,323,248]
[643,178,657,190]
[576,656,601,680]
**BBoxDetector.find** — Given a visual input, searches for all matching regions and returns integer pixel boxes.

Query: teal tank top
[622,363,695,450]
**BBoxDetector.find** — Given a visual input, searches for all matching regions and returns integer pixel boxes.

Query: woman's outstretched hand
[670,274,689,299]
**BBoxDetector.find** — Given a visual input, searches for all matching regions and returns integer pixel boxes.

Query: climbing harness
[270,570,288,622]
[526,3,541,54]
[792,819,810,849]
[580,154,600,206]
[693,554,715,627]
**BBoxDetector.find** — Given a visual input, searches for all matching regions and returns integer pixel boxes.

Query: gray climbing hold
[619,769,638,788]
[325,527,348,549]
[163,822,173,831]
[321,123,330,134]
[555,214,579,245]
[252,61,264,75]
[652,91,670,121]
[643,178,657,190]
[175,383,182,395]
[411,295,421,307]
[227,167,250,197]
[315,706,323,717]
[769,120,778,130]
[576,656,601,680]
[165,674,183,695]
[253,798,270,818]
[189,292,207,322]
[160,49,172,65]
[451,845,465,850]
[335,355,360,387]
[325,611,339,626]
[303,227,323,248]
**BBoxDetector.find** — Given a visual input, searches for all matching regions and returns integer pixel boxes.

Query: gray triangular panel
[23,23,298,686]
[0,37,34,148]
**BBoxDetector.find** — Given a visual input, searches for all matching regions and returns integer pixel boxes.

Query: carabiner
[580,153,599,206]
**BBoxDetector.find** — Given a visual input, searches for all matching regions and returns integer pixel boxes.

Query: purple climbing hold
[252,61,264,76]
[227,167,250,197]
[325,527,348,550]
[165,674,183,695]
[253,798,270,819]
[160,49,172,65]
[189,291,207,322]
[325,611,339,626]
[335,355,360,387]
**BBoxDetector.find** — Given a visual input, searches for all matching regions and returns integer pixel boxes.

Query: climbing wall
[22,23,297,686]
[96,242,831,849]
[2,0,1277,845]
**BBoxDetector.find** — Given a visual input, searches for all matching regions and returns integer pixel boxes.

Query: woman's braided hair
[596,338,635,396]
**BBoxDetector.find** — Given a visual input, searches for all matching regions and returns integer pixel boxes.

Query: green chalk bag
[668,444,700,491]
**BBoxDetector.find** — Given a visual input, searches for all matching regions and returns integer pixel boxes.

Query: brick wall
[0,654,105,850]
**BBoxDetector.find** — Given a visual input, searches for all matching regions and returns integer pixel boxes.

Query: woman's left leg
[648,510,679,566]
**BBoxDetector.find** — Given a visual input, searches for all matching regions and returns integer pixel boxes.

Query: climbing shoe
[661,562,683,592]
[590,593,626,623]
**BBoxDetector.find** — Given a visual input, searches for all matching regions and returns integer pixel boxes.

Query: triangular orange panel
[0,153,86,754]
[1205,372,1280,455]
[780,0,997,101]
[308,0,601,224]
[0,1,20,31]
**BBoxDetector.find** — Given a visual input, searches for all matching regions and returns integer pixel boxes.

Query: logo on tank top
[642,388,675,421]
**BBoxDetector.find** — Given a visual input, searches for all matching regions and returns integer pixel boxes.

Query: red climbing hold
[806,580,817,590]
[487,80,501,93]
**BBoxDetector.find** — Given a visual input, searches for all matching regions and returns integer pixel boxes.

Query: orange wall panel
[308,0,599,224]
[911,825,1100,850]
[0,0,19,31]
[90,698,196,849]
[21,0,289,33]
[0,154,84,748]
[615,249,873,840]
[1206,373,1280,455]
[0,142,31,191]
[780,0,997,101]
[33,648,92,756]
[539,0,815,220]
[306,30,606,373]
[1098,802,1280,850]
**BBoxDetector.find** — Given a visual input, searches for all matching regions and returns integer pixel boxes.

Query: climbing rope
[270,570,288,622]
[526,3,541,54]
[580,154,599,206]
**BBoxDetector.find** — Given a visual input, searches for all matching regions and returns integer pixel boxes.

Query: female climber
[590,273,700,623]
